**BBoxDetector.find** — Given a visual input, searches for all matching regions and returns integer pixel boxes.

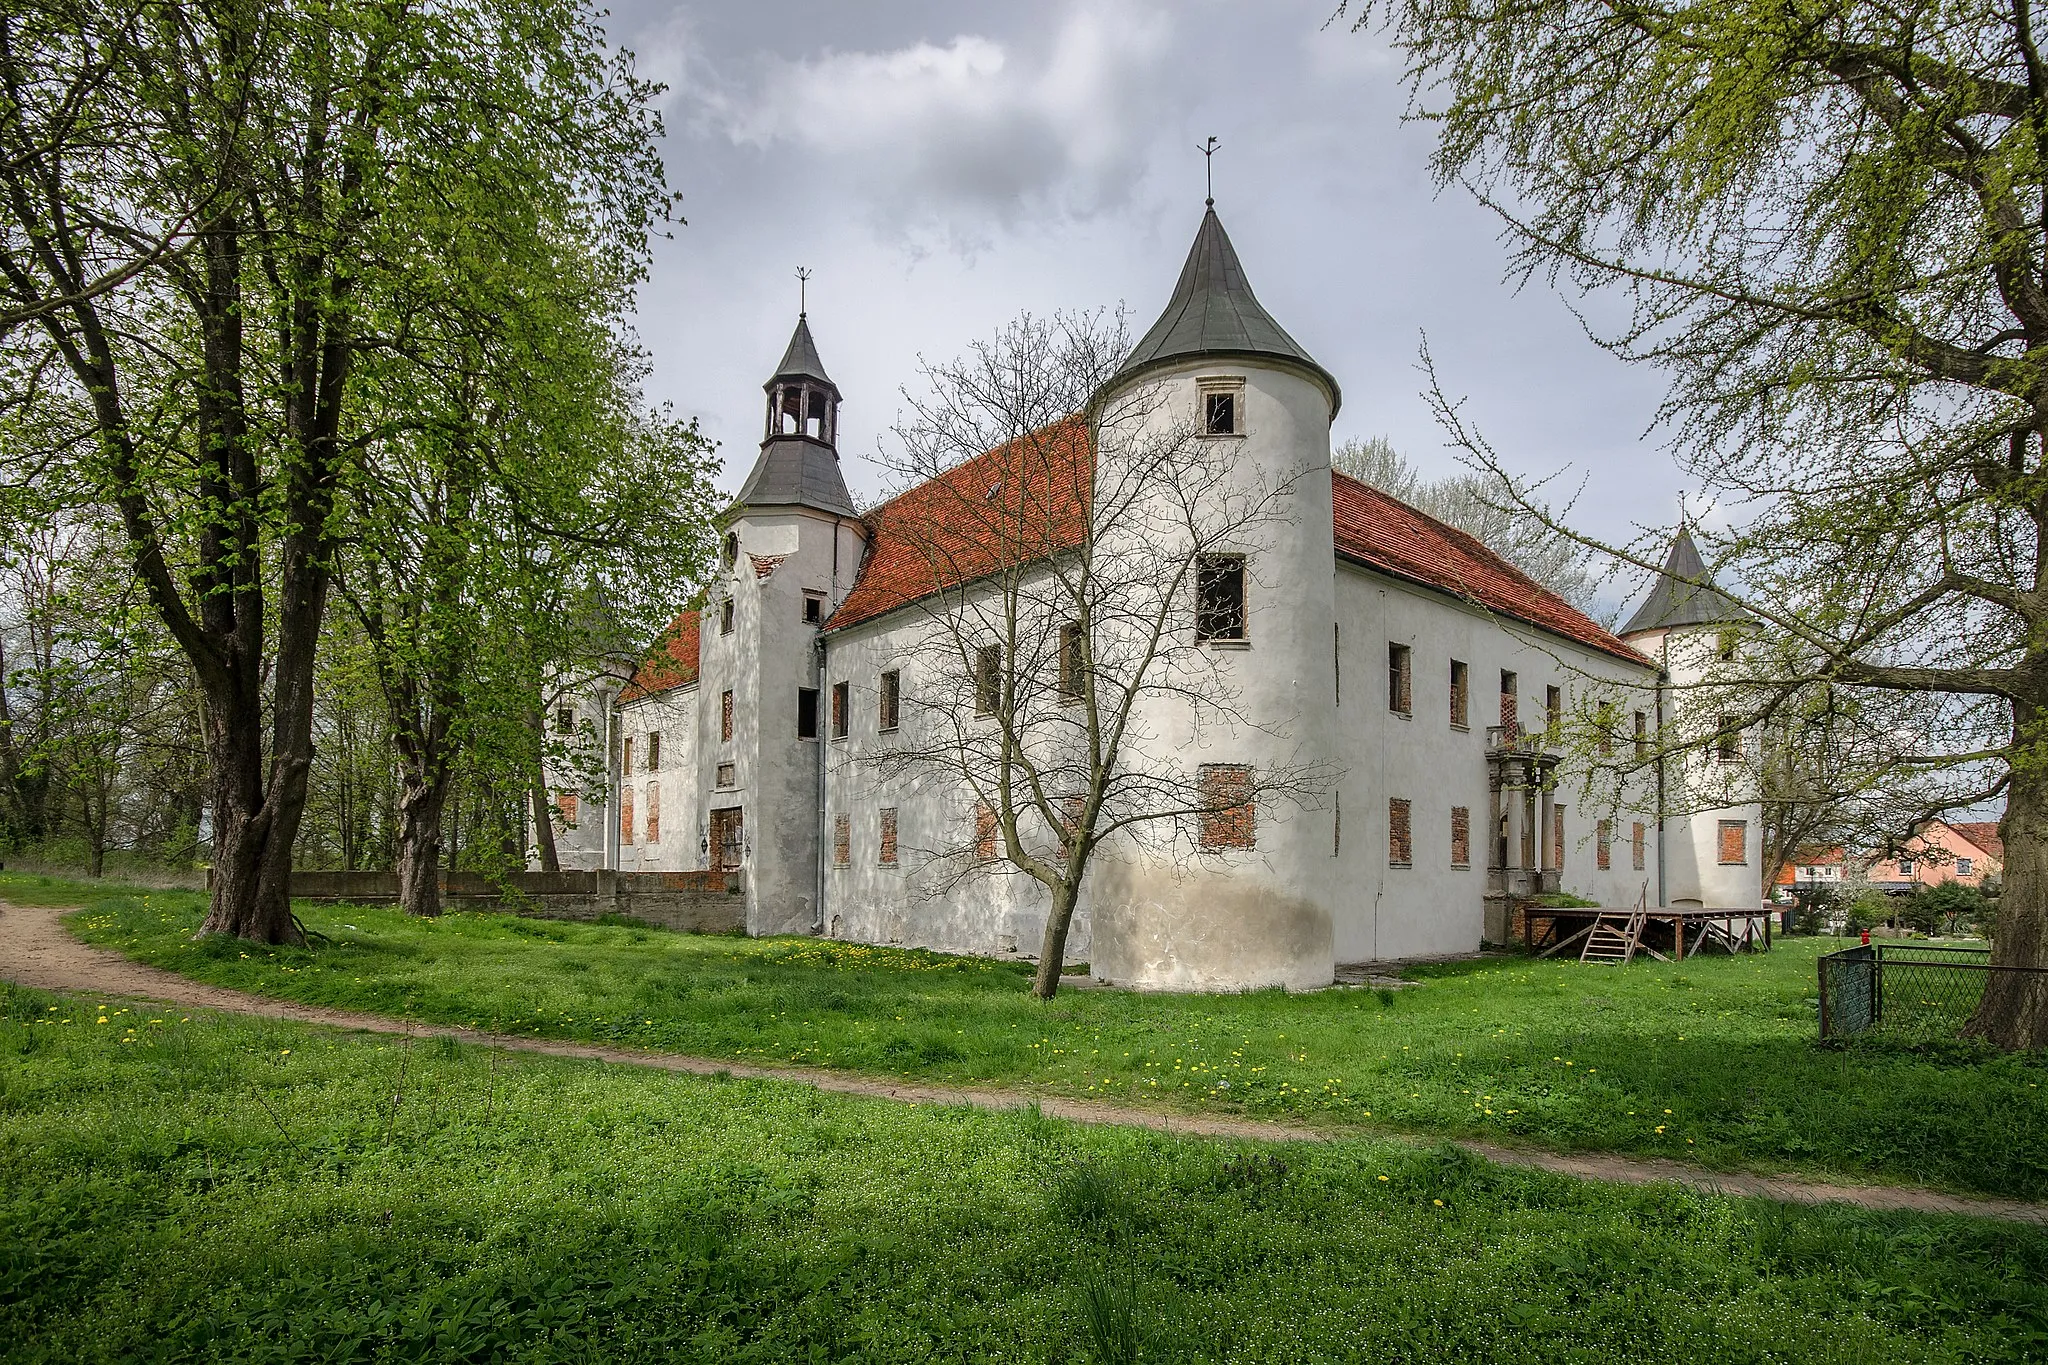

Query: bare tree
[865,312,1327,999]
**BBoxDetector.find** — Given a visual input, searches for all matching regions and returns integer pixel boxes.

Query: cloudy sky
[605,0,1681,560]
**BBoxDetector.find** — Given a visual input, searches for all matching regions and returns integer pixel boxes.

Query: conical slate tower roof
[1117,207,1340,413]
[1620,525,1752,636]
[767,314,839,396]
[735,315,857,518]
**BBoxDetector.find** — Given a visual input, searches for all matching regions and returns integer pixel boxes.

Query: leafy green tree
[0,0,674,940]
[1363,0,2048,1046]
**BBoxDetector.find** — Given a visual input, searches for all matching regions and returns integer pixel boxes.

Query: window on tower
[1195,555,1246,641]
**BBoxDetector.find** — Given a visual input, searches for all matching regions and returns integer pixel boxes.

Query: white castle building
[542,208,1762,989]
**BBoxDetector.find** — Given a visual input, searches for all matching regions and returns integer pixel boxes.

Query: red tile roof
[1947,821,2004,863]
[1331,472,1649,666]
[821,429,1642,671]
[623,607,700,701]
[825,417,1092,633]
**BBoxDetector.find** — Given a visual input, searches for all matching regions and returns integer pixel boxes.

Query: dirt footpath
[5,897,2044,1225]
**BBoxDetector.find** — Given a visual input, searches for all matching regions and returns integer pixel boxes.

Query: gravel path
[6,897,2044,1225]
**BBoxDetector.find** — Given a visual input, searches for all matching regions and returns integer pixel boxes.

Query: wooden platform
[1520,903,1771,962]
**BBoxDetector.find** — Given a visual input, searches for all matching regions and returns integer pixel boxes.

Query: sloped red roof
[825,417,1092,633]
[1331,472,1649,666]
[1947,821,2004,863]
[623,608,700,701]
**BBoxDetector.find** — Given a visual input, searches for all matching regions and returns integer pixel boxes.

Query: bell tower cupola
[734,311,858,517]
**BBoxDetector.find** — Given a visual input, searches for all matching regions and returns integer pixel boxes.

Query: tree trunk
[197,694,307,946]
[530,782,561,872]
[1966,757,2048,1049]
[395,772,450,917]
[1032,880,1082,1000]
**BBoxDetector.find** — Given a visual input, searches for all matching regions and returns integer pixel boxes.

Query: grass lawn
[5,981,2046,1364]
[24,873,2048,1201]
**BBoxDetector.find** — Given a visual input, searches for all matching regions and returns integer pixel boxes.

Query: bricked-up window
[832,813,850,867]
[622,736,634,777]
[721,690,734,742]
[1635,710,1649,760]
[1719,819,1748,865]
[803,592,825,625]
[1717,717,1741,762]
[1551,806,1564,869]
[647,732,661,772]
[1388,798,1413,867]
[831,681,850,739]
[1450,806,1471,868]
[879,808,899,866]
[1195,555,1247,642]
[620,786,635,845]
[720,597,734,635]
[715,763,735,789]
[1596,705,1616,758]
[1197,764,1256,850]
[974,645,1003,716]
[1058,621,1086,702]
[555,706,575,734]
[1500,670,1519,734]
[796,688,819,739]
[974,802,1000,860]
[1450,660,1469,728]
[646,784,661,843]
[1546,685,1563,733]
[1596,818,1611,869]
[1388,643,1412,716]
[557,791,579,825]
[879,670,900,731]
[1632,821,1646,871]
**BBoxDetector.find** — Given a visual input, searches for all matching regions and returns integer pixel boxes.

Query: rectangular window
[1546,685,1563,733]
[1596,818,1611,870]
[646,783,661,844]
[879,670,901,731]
[1718,819,1748,865]
[1718,627,1739,661]
[803,592,825,625]
[1717,718,1741,763]
[620,786,635,846]
[1500,670,1518,734]
[1898,856,1916,877]
[647,732,661,772]
[720,597,734,635]
[1959,857,1974,877]
[1634,710,1649,760]
[974,644,1003,716]
[796,687,819,739]
[832,813,850,868]
[715,762,736,789]
[1551,806,1564,869]
[1333,790,1342,856]
[721,690,734,743]
[1205,390,1237,435]
[709,806,743,871]
[556,791,579,826]
[1197,764,1256,850]
[1449,660,1468,729]
[1632,821,1646,872]
[1058,622,1086,702]
[555,706,575,734]
[1388,643,1412,716]
[1596,705,1616,758]
[879,808,899,867]
[1334,623,1342,705]
[622,736,634,777]
[831,680,849,739]
[975,801,1000,860]
[1195,555,1247,642]
[1388,797,1412,867]
[1450,806,1471,868]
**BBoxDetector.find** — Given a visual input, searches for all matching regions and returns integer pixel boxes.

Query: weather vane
[796,266,812,317]
[1199,136,1221,207]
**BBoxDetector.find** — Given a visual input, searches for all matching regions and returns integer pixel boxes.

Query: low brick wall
[288,869,746,934]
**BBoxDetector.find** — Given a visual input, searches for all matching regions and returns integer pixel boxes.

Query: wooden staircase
[1580,888,1650,965]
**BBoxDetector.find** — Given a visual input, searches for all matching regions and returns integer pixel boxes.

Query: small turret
[734,314,857,517]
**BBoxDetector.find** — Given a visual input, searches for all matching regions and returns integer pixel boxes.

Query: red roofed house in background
[540,205,1762,989]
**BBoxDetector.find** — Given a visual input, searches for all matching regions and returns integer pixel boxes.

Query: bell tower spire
[735,301,857,516]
